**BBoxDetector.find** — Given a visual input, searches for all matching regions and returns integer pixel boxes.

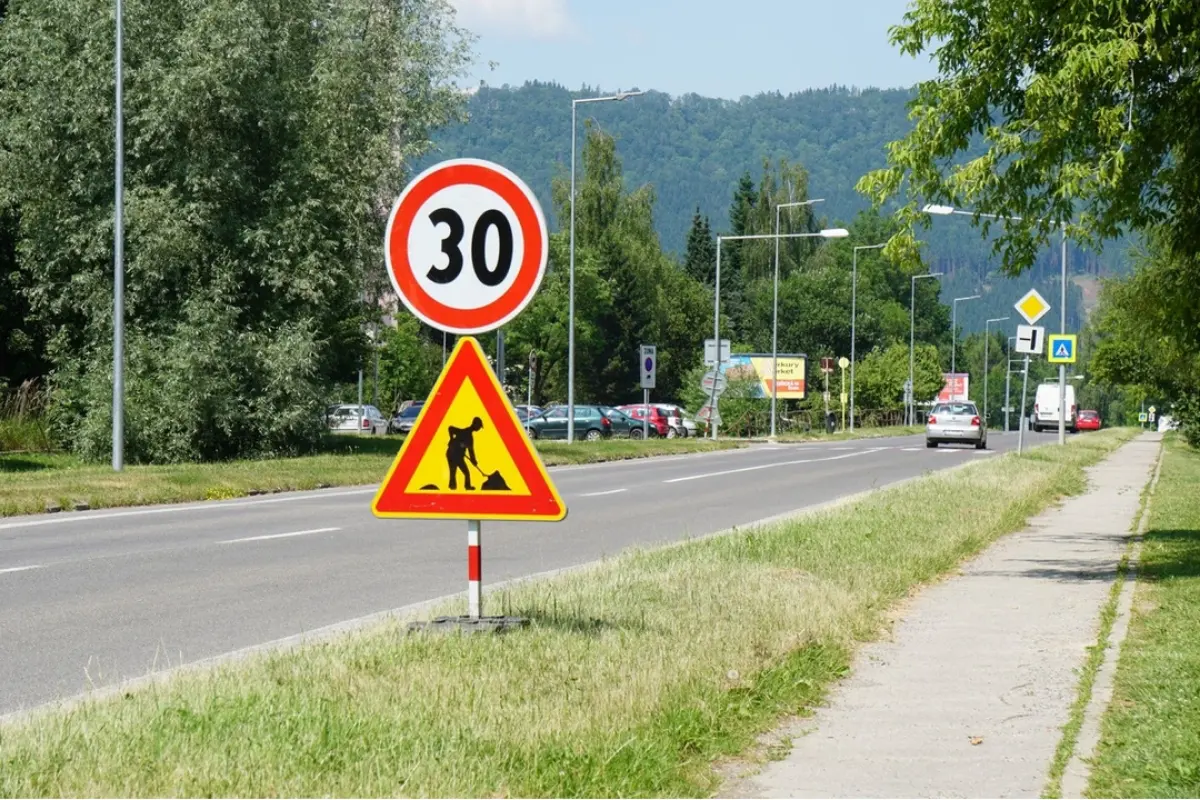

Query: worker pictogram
[372,337,566,521]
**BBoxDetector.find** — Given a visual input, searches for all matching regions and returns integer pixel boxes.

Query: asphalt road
[0,430,1060,716]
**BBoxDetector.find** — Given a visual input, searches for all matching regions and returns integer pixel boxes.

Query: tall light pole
[909,272,943,426]
[711,228,851,440]
[850,243,887,432]
[924,204,1071,445]
[770,198,825,439]
[983,316,1010,429]
[568,89,644,444]
[112,0,126,471]
[951,294,981,375]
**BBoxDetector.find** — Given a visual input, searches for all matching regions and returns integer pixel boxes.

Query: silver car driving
[926,401,987,449]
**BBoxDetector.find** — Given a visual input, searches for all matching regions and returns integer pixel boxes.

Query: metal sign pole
[643,389,649,440]
[1018,355,1030,454]
[468,520,482,619]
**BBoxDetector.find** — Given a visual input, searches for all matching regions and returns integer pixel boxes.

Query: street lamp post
[711,228,851,440]
[983,316,1010,429]
[568,90,644,444]
[112,0,126,471]
[951,294,981,375]
[770,198,825,439]
[850,244,887,432]
[924,204,1071,445]
[909,272,943,425]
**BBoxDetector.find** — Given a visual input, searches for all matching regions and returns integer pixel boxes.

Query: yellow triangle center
[402,376,532,495]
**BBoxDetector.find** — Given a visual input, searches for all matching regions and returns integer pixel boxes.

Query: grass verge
[1084,435,1200,798]
[0,437,741,518]
[773,424,925,443]
[0,429,1134,798]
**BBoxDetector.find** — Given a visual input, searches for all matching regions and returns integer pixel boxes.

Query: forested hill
[426,81,1131,290]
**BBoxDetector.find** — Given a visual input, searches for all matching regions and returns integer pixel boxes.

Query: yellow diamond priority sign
[1014,288,1051,325]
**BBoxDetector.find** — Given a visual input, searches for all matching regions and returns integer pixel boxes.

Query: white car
[1032,382,1078,433]
[326,404,389,435]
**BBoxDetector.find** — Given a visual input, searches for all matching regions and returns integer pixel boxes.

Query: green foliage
[858,0,1191,274]
[0,0,470,461]
[376,316,443,414]
[855,343,944,412]
[1089,230,1200,444]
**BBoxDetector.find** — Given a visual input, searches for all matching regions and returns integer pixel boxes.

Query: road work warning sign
[371,336,566,522]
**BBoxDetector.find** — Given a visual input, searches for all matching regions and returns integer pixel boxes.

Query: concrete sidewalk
[735,433,1161,799]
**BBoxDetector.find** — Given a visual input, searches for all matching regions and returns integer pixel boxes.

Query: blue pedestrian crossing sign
[1047,334,1077,363]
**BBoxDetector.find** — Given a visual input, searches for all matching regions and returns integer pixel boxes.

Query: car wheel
[526,427,539,439]
[975,438,986,450]
[630,427,644,440]
[926,440,938,448]
[666,427,678,439]
[585,429,602,441]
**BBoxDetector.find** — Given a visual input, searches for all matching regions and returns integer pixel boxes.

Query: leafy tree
[0,0,470,461]
[855,342,944,413]
[376,316,443,415]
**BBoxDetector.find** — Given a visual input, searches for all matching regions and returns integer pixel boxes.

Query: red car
[1077,409,1102,431]
[617,404,670,437]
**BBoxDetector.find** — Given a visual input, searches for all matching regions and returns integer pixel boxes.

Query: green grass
[0,429,1135,798]
[0,435,742,517]
[1085,435,1200,798]
[0,417,53,453]
[774,424,924,443]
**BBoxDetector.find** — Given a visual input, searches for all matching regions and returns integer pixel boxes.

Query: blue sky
[448,0,938,99]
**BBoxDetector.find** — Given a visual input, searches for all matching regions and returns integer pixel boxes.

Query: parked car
[654,403,698,438]
[389,401,424,435]
[514,404,543,423]
[618,404,671,437]
[1076,409,1102,431]
[525,405,613,440]
[328,404,389,435]
[926,401,987,449]
[600,406,650,439]
[1032,382,1078,433]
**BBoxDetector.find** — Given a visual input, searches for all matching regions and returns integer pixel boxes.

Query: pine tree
[721,172,756,340]
[683,207,715,286]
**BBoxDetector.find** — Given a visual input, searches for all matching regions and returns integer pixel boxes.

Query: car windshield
[400,405,422,419]
[932,403,977,416]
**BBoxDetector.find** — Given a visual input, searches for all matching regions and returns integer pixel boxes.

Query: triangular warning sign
[1054,342,1070,358]
[372,336,566,521]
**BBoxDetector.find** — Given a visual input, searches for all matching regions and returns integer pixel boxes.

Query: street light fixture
[983,316,1010,430]
[922,202,1071,446]
[850,243,887,432]
[770,198,826,439]
[710,228,850,440]
[909,272,943,426]
[567,89,645,444]
[951,294,981,375]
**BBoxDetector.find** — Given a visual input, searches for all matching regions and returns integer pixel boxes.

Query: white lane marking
[217,527,340,545]
[663,449,886,484]
[0,564,42,575]
[0,490,376,532]
[902,447,925,451]
[829,447,854,451]
[580,488,628,497]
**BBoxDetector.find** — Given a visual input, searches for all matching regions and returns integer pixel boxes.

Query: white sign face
[696,404,722,425]
[640,345,656,390]
[704,338,731,366]
[1015,324,1045,355]
[701,370,728,396]
[385,159,549,335]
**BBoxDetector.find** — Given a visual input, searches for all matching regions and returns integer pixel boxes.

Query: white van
[1032,382,1077,433]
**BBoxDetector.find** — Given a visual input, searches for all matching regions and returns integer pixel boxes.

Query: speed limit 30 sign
[385,158,549,334]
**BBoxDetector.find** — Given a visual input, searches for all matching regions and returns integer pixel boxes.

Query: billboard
[937,373,970,403]
[718,354,807,399]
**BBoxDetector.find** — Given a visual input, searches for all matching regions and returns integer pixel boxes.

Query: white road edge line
[0,565,42,575]
[580,488,627,497]
[217,527,340,545]
[663,448,886,484]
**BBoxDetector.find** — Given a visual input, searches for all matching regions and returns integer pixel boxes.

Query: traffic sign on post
[1047,334,1077,363]
[1015,324,1045,355]
[372,337,566,522]
[640,345,656,389]
[1014,288,1051,325]
[704,338,731,366]
[384,158,549,335]
[700,370,728,396]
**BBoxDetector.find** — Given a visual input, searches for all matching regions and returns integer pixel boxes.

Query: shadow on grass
[1139,528,1200,580]
[0,455,58,473]
[520,611,653,638]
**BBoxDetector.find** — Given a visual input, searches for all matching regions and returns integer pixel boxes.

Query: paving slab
[736,434,1161,799]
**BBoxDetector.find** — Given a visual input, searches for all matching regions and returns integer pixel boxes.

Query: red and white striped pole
[468,520,482,618]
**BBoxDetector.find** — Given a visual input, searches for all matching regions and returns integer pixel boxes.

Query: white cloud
[450,0,574,40]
